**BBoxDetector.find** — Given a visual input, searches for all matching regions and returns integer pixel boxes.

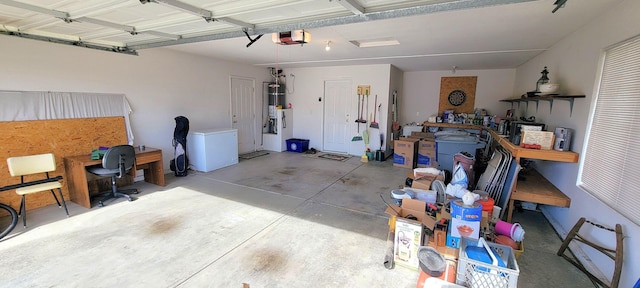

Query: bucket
[366,151,374,160]
[375,150,385,161]
[495,220,525,242]
[450,200,482,221]
[510,223,525,242]
[476,197,494,219]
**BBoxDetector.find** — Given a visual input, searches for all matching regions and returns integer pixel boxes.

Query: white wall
[402,69,516,125]
[0,36,271,170]
[284,65,392,156]
[387,65,404,150]
[514,0,640,286]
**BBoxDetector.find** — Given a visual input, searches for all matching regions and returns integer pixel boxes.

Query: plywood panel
[0,117,127,210]
[438,76,477,114]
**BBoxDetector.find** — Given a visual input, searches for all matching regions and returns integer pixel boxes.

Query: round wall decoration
[448,89,467,106]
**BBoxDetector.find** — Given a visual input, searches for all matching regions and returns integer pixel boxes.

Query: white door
[323,80,351,153]
[231,76,256,154]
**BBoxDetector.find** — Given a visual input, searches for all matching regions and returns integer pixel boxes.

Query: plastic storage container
[436,135,485,172]
[456,238,520,288]
[286,138,309,153]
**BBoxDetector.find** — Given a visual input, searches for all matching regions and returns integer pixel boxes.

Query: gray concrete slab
[0,151,593,288]
[178,201,417,288]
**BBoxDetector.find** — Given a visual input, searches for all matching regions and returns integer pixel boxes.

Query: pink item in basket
[495,220,525,242]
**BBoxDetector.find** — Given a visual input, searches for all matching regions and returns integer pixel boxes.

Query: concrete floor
[0,151,594,287]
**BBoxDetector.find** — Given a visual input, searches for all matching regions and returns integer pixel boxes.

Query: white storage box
[456,238,520,288]
[187,128,238,172]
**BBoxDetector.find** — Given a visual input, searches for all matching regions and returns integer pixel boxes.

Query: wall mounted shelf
[500,95,585,117]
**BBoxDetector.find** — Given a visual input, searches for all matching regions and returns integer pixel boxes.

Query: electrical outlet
[357,86,363,95]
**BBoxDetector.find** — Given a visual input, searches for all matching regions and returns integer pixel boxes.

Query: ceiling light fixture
[325,41,331,51]
[350,39,399,48]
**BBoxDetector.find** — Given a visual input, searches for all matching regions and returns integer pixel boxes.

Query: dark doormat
[239,151,269,160]
[317,153,351,162]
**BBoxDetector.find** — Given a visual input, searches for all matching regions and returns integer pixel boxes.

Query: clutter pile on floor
[383,164,524,287]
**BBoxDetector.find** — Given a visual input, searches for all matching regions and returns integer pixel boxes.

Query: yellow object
[361,154,368,163]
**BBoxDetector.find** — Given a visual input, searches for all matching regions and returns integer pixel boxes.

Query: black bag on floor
[170,116,189,177]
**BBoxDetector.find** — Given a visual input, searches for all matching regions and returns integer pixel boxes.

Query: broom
[370,94,379,129]
[352,93,363,141]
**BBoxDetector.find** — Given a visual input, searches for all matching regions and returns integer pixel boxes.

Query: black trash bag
[170,116,189,177]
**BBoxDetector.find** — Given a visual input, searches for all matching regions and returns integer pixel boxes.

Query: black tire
[0,203,18,240]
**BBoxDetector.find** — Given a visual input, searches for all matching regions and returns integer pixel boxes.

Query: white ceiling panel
[0,0,625,70]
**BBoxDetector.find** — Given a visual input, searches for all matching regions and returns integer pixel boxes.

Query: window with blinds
[578,35,640,225]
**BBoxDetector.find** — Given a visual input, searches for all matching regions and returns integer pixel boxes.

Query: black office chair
[87,145,139,207]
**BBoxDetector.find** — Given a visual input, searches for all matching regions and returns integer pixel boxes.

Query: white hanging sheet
[0,90,134,145]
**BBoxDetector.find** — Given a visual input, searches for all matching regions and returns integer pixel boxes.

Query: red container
[476,197,495,219]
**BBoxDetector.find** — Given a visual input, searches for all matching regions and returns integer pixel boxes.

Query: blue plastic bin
[286,138,309,153]
[436,135,485,172]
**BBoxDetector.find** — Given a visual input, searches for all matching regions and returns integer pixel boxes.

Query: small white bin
[456,238,520,288]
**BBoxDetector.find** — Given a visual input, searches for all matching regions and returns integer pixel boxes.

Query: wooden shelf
[488,129,579,163]
[419,123,579,163]
[422,122,485,132]
[507,168,571,222]
[500,95,585,116]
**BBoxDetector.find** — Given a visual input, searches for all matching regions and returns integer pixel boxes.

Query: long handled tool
[356,93,367,124]
[352,93,363,141]
[392,90,400,131]
[370,94,379,129]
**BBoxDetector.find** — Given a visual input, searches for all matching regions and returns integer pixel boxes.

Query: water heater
[268,83,286,119]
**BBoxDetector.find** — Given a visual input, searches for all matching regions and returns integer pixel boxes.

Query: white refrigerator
[187,128,238,172]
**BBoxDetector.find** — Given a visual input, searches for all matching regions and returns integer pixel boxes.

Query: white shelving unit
[263,108,293,151]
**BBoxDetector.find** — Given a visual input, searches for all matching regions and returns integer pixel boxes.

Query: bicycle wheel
[0,203,18,240]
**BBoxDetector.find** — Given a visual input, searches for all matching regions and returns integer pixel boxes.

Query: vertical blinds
[579,35,640,225]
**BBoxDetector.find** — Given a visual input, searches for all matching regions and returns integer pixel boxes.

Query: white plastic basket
[456,238,520,288]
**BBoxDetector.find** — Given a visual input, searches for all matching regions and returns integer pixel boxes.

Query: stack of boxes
[393,130,438,169]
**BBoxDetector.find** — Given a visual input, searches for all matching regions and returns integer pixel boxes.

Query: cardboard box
[428,233,460,260]
[417,138,437,168]
[447,218,481,248]
[406,171,444,190]
[393,138,418,169]
[385,199,437,269]
[521,131,555,150]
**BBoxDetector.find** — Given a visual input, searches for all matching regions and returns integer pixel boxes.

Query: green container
[366,151,374,160]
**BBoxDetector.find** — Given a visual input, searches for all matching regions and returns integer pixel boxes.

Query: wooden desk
[64,147,165,208]
[506,169,571,222]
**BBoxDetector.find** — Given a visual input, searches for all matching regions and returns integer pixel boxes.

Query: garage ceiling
[0,0,623,71]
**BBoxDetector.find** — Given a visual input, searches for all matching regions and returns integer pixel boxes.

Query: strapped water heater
[272,30,311,45]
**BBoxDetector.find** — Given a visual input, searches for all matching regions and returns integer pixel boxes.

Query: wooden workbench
[506,168,571,222]
[421,122,576,222]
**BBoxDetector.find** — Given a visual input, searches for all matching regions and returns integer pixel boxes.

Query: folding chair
[557,217,623,288]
